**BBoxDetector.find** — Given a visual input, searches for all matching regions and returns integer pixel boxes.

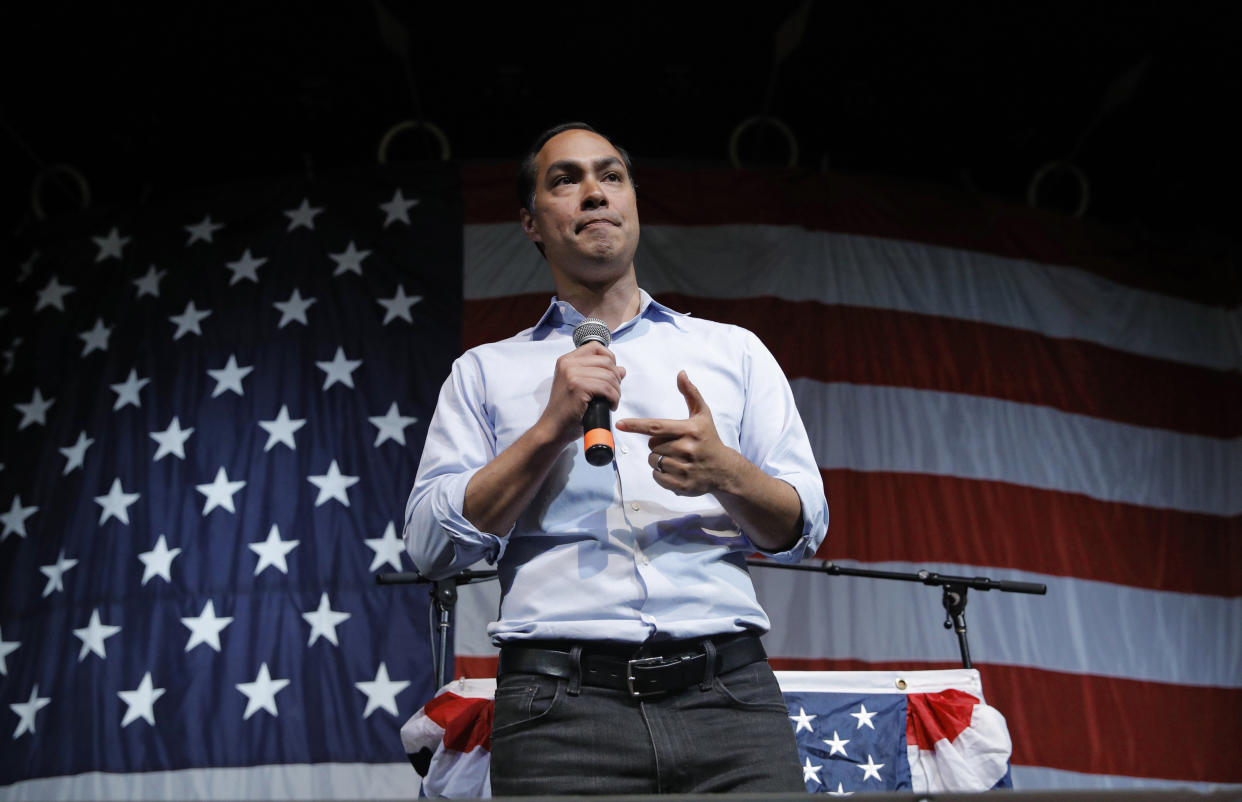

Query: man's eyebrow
[592,156,624,171]
[544,156,625,179]
[544,159,581,178]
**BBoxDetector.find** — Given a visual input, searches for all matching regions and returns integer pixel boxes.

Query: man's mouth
[576,217,618,233]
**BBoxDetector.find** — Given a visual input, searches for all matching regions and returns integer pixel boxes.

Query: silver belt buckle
[626,655,679,698]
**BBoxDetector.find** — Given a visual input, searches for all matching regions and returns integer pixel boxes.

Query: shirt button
[631,502,640,511]
[621,445,629,454]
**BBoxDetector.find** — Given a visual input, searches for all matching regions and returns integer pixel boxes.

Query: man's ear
[519,208,542,244]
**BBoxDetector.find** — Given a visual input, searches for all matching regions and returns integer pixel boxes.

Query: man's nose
[580,177,607,209]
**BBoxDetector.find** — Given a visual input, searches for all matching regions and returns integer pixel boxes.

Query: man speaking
[404,122,829,795]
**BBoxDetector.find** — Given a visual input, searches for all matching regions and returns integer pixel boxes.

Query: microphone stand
[746,558,1047,669]
[376,569,499,689]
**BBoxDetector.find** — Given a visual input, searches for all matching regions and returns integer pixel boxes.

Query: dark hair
[516,122,636,213]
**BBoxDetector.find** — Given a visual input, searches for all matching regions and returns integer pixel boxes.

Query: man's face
[521,129,640,282]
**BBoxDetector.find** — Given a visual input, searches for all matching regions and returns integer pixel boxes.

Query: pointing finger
[677,370,708,417]
[616,417,690,437]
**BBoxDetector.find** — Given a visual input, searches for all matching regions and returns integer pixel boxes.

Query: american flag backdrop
[1,166,460,798]
[2,160,1239,798]
[449,165,1241,793]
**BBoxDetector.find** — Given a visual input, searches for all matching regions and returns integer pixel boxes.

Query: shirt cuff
[434,467,513,565]
[749,473,829,563]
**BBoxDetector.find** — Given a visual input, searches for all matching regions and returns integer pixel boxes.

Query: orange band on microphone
[584,428,614,450]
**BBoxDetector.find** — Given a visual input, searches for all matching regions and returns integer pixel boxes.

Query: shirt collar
[531,288,691,337]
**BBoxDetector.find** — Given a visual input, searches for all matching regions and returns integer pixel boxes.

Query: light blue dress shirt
[404,290,828,644]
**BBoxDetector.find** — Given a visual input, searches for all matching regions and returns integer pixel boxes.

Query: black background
[3,2,1238,258]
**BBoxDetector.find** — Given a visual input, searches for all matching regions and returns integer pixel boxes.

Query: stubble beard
[583,236,620,262]
[573,223,632,265]
[554,234,636,291]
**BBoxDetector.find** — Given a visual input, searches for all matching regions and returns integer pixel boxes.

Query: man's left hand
[616,371,743,496]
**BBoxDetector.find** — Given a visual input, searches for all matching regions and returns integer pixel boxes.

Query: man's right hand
[537,341,626,446]
[463,341,624,535]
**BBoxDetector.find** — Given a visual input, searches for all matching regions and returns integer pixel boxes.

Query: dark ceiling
[3,1,1238,255]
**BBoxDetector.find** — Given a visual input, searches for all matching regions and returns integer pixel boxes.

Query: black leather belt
[497,633,767,698]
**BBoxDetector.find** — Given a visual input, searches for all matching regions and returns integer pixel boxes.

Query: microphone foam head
[573,317,611,348]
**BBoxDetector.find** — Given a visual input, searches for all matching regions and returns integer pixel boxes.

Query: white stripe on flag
[0,762,419,801]
[454,580,501,658]
[797,380,1242,516]
[774,668,983,695]
[465,222,1242,372]
[451,556,1242,689]
[753,562,1242,688]
[1010,764,1242,793]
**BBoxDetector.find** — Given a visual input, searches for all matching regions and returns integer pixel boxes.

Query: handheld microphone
[572,318,615,466]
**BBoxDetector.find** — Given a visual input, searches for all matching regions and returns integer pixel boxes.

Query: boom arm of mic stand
[375,569,500,688]
[746,558,1047,595]
[375,569,499,585]
[745,558,1046,669]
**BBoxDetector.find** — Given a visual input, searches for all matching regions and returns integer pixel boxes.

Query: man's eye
[553,175,572,186]
[604,172,621,182]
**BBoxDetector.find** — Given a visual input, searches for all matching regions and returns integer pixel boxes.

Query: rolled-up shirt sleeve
[735,329,829,563]
[404,351,512,579]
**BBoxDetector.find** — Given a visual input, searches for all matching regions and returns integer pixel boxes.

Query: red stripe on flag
[464,295,553,350]
[423,692,494,753]
[986,664,1242,785]
[906,689,979,749]
[454,655,500,679]
[818,469,1242,596]
[664,294,1242,439]
[463,295,1241,438]
[769,657,1242,784]
[463,165,1238,307]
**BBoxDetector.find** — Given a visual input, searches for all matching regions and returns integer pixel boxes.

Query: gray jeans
[490,656,805,796]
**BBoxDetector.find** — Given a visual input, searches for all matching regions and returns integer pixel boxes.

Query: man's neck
[553,268,641,331]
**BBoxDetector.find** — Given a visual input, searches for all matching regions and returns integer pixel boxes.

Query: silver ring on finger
[655,454,666,473]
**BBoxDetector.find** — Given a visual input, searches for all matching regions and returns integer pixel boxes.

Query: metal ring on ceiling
[378,119,451,163]
[31,163,91,221]
[1027,159,1090,219]
[729,115,799,169]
